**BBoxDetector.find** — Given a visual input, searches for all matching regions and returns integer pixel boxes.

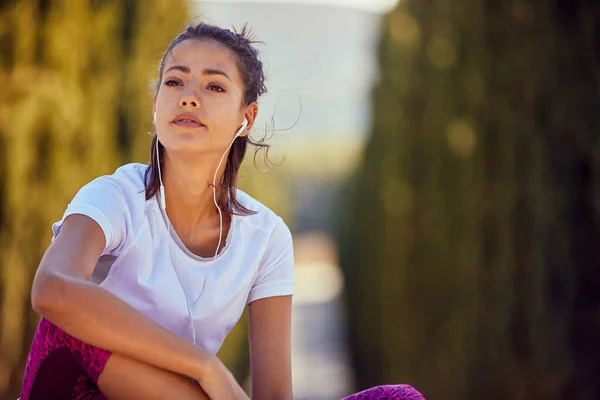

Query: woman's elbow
[31,272,68,316]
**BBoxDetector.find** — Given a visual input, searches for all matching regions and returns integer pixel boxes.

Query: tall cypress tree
[339,1,600,399]
[0,1,188,397]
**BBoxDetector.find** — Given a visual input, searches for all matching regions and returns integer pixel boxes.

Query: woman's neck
[161,150,227,237]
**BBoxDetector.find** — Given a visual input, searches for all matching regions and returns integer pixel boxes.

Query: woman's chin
[164,136,208,153]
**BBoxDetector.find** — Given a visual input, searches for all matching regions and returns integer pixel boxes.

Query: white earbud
[153,111,157,125]
[235,118,249,138]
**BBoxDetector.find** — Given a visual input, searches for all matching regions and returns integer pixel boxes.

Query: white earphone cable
[211,135,238,259]
[155,117,247,345]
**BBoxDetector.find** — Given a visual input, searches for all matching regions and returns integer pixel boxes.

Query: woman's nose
[179,95,199,108]
[179,82,201,108]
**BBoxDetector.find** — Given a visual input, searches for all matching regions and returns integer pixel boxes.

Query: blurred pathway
[290,233,354,400]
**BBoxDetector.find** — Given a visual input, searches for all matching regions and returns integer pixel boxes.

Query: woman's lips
[172,119,205,128]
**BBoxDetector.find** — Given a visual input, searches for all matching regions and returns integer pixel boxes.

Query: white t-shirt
[51,163,295,355]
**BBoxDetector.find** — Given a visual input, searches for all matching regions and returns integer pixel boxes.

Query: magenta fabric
[342,384,426,400]
[21,318,425,400]
[20,317,111,400]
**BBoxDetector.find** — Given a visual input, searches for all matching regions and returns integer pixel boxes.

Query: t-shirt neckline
[154,195,237,263]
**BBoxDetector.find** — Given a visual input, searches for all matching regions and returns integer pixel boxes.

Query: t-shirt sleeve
[247,217,295,304]
[51,177,130,256]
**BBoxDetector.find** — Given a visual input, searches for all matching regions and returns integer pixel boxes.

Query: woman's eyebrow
[165,65,232,82]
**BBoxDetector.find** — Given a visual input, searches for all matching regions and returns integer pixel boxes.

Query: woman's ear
[241,105,258,137]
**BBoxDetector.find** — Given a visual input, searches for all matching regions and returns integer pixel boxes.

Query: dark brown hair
[145,20,270,215]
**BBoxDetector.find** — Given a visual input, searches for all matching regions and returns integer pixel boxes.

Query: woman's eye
[208,84,225,93]
[164,79,181,86]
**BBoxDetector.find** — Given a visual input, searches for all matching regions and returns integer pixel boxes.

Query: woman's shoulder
[69,163,149,222]
[82,163,148,200]
[53,164,149,255]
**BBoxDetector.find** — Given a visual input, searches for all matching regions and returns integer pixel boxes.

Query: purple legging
[342,385,426,400]
[21,318,425,399]
[20,317,110,400]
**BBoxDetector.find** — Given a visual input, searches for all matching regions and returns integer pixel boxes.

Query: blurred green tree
[339,1,600,399]
[0,1,194,397]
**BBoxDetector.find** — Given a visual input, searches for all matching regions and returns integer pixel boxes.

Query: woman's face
[153,39,252,155]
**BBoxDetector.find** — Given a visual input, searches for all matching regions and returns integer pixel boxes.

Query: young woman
[21,20,289,400]
[20,21,425,400]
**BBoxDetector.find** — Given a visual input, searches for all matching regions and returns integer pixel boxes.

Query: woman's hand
[197,355,250,400]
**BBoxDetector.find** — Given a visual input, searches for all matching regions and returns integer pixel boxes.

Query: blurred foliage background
[1,0,600,399]
[339,1,600,399]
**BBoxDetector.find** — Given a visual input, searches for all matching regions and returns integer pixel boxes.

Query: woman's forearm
[32,272,212,381]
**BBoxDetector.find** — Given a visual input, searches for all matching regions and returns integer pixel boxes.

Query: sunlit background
[1,1,600,399]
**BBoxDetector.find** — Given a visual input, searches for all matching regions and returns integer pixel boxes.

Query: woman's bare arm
[31,214,213,382]
[248,295,293,400]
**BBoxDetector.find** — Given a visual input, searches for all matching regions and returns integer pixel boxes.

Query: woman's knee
[98,353,209,400]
